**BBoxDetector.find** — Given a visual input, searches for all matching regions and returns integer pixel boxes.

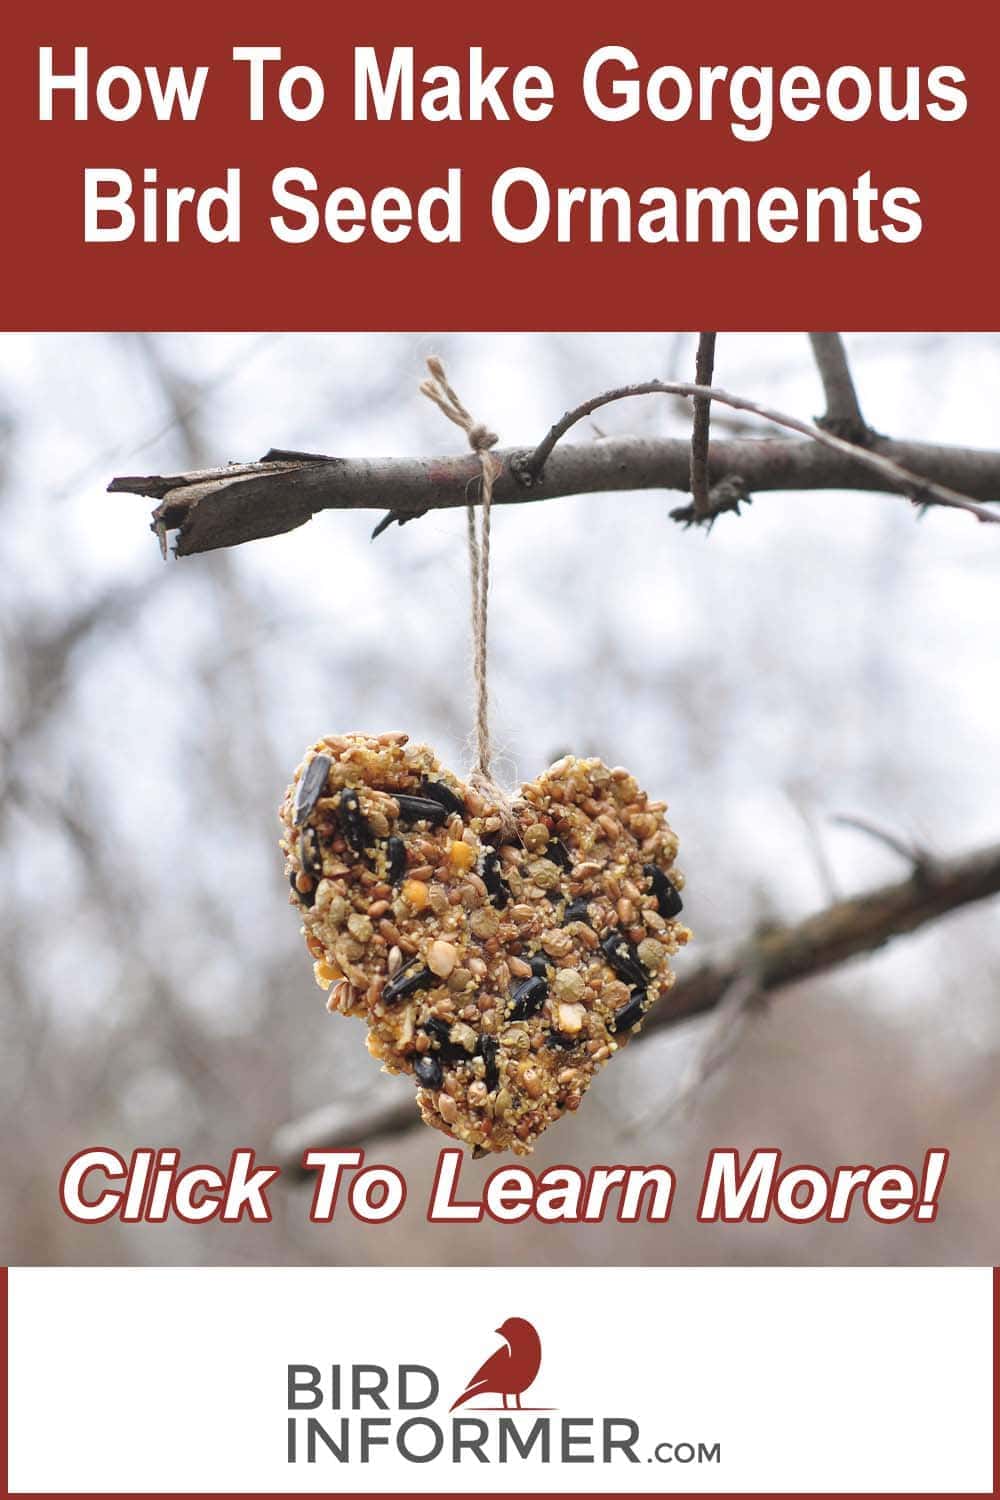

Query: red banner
[3,2,999,330]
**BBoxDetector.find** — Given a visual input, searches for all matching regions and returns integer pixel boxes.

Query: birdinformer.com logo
[286,1316,722,1468]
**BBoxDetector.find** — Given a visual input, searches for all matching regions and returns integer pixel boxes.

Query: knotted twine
[419,357,514,825]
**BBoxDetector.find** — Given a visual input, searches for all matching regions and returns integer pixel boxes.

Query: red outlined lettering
[303,1148,407,1223]
[58,1145,279,1223]
[698,1147,950,1224]
[426,1150,675,1224]
[59,1146,128,1222]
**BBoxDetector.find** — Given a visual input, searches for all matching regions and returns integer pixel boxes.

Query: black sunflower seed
[338,787,371,859]
[419,779,466,818]
[413,1054,443,1089]
[509,975,548,1020]
[545,1032,578,1050]
[611,987,648,1033]
[299,826,324,880]
[562,897,592,927]
[482,850,510,908]
[385,835,407,885]
[529,955,549,979]
[601,931,649,989]
[289,872,316,908]
[293,754,331,826]
[478,1035,500,1092]
[394,794,448,826]
[644,863,684,918]
[547,838,572,869]
[382,963,434,1005]
[421,1017,467,1060]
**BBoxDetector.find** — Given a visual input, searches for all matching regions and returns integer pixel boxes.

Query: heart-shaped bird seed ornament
[280,732,690,1155]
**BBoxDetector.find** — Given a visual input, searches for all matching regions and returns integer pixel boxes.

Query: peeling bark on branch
[111,432,1000,556]
[271,837,1000,1173]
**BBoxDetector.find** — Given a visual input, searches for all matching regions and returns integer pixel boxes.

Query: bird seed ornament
[278,361,689,1154]
[279,734,689,1155]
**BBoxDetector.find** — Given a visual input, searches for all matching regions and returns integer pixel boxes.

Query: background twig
[646,970,764,1131]
[519,380,997,524]
[690,333,718,518]
[808,333,871,442]
[832,813,931,872]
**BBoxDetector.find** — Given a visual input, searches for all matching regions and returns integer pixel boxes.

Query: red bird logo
[449,1317,543,1411]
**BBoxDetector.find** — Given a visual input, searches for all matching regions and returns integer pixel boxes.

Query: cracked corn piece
[279,732,690,1155]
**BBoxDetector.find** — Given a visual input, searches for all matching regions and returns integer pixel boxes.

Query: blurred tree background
[1,331,997,1266]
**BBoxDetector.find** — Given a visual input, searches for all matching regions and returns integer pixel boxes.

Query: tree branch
[110,424,1000,556]
[808,333,872,442]
[271,835,1000,1174]
[690,333,717,518]
[518,380,997,523]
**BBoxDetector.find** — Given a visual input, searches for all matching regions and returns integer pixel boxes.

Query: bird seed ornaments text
[39,46,969,247]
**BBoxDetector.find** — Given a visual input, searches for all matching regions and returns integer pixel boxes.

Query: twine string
[419,357,508,810]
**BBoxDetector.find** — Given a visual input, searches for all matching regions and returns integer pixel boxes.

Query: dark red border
[6,2,1000,331]
[2,1265,996,1499]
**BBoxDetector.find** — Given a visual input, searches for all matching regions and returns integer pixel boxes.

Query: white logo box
[6,1265,994,1493]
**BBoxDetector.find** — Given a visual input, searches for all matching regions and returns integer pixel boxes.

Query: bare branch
[272,835,1000,1172]
[690,333,717,518]
[519,380,998,524]
[832,813,932,874]
[110,425,1000,557]
[626,970,765,1139]
[271,1095,418,1171]
[808,333,871,442]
